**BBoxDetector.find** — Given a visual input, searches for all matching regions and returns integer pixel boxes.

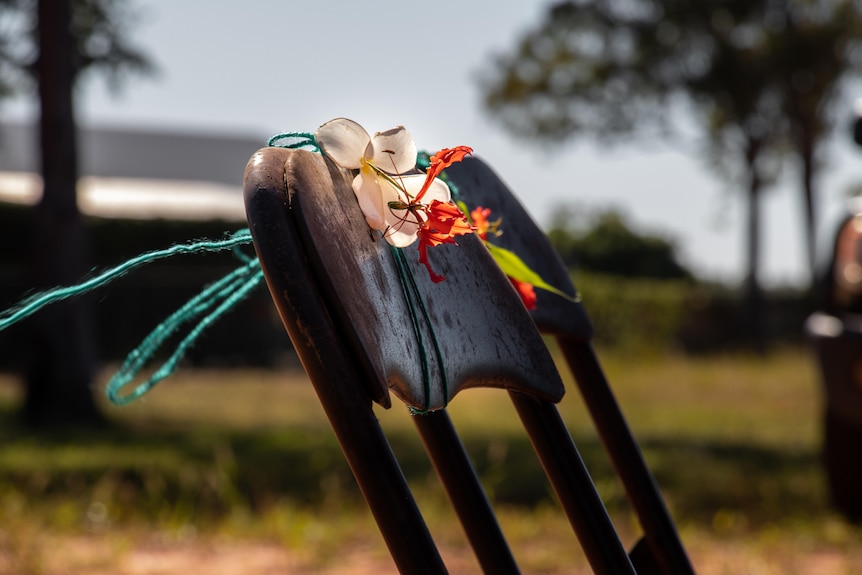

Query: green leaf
[486,243,578,303]
[456,200,472,221]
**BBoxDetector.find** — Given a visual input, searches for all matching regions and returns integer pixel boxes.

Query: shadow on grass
[639,438,825,528]
[0,403,826,532]
[428,432,826,530]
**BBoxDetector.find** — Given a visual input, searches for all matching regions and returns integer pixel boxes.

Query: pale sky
[4,0,862,287]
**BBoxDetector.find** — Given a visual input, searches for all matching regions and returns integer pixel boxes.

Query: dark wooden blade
[445,158,593,339]
[245,147,563,412]
[448,157,695,574]
[244,149,449,573]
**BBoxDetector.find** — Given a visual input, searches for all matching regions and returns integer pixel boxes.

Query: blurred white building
[0,122,265,221]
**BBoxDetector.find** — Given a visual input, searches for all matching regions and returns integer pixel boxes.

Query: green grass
[0,348,859,573]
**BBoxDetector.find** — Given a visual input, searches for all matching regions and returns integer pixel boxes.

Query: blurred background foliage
[0,200,812,363]
[545,204,810,354]
[482,0,862,350]
[547,205,692,280]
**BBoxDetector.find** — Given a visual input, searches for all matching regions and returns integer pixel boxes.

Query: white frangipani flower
[316,117,473,282]
[316,118,452,247]
[376,168,451,248]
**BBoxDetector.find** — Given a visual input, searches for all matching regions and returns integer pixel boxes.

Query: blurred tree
[547,207,692,279]
[483,0,862,347]
[0,0,151,425]
[771,4,862,280]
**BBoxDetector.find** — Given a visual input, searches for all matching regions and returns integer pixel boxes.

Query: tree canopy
[0,0,152,97]
[483,0,862,346]
[484,1,861,154]
[547,207,692,280]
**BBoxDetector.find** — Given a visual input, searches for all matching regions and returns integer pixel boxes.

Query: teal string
[0,229,254,331]
[0,134,454,410]
[390,245,432,412]
[390,246,449,414]
[268,131,320,153]
[0,228,263,405]
[400,249,449,413]
[0,128,323,407]
[416,151,431,170]
[231,240,255,265]
[106,259,264,405]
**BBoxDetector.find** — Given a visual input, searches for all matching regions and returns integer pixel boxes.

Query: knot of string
[268,131,320,152]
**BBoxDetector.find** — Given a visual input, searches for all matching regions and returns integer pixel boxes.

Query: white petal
[384,224,421,247]
[352,167,386,230]
[380,174,425,247]
[402,175,451,204]
[369,126,418,174]
[316,118,370,169]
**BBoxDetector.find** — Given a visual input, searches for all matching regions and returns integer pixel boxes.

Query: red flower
[510,277,537,310]
[417,200,474,283]
[470,206,492,240]
[471,205,538,310]
[414,145,473,203]
[428,146,473,178]
[387,146,474,282]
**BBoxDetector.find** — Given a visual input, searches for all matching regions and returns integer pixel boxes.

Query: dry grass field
[0,347,859,574]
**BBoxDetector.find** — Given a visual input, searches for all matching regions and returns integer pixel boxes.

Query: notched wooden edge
[243,146,392,408]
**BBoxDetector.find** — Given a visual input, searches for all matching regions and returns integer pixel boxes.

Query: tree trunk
[742,141,766,352]
[24,0,102,426]
[800,133,817,291]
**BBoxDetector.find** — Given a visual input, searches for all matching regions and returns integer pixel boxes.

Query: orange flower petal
[470,206,491,240]
[415,200,474,282]
[418,240,446,283]
[427,146,473,180]
[425,200,474,239]
[414,145,473,203]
